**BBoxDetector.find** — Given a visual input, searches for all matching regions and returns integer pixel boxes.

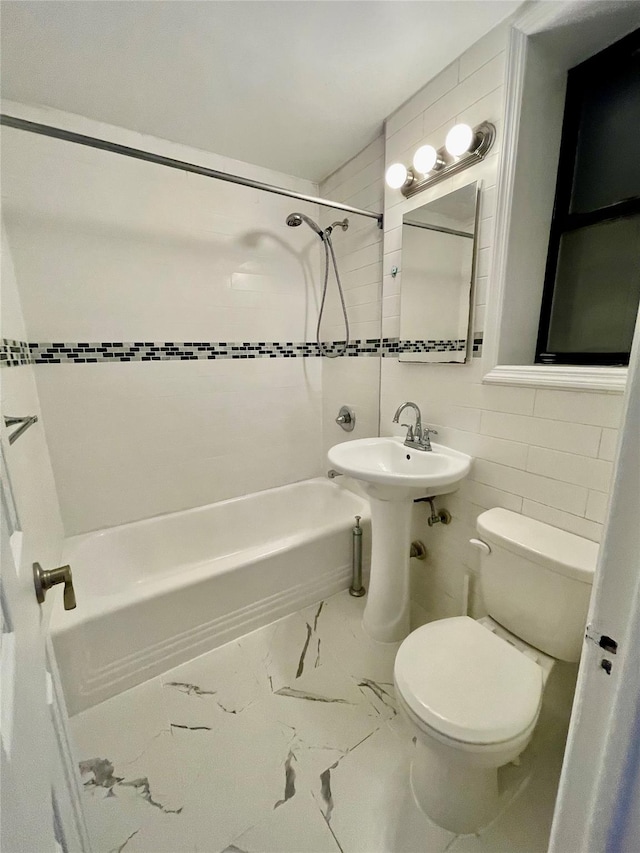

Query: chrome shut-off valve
[336,405,356,432]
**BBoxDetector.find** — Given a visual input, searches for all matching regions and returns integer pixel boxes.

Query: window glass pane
[571,48,640,213]
[545,215,640,356]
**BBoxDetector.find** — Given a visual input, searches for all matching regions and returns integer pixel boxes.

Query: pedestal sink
[328,437,472,643]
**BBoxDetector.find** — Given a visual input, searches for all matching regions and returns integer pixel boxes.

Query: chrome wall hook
[4,415,38,445]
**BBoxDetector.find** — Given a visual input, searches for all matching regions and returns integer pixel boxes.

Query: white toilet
[393,508,598,834]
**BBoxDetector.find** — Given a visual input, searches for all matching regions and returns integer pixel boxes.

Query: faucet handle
[401,423,415,441]
[419,426,438,449]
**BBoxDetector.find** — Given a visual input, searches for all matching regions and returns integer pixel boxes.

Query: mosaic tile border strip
[383,339,466,355]
[29,340,378,363]
[2,336,483,366]
[0,338,33,367]
[383,337,482,358]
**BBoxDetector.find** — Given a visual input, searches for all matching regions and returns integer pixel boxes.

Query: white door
[0,476,88,852]
[549,312,640,851]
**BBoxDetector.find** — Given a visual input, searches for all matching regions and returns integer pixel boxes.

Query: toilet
[393,508,598,834]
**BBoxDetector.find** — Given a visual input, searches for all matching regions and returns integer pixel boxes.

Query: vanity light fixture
[385,162,409,189]
[386,121,495,198]
[412,145,444,175]
[445,123,475,157]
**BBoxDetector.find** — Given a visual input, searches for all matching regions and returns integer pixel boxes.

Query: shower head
[286,212,324,239]
[325,218,349,236]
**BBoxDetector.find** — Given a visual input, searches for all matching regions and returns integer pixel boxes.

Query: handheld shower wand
[285,212,325,239]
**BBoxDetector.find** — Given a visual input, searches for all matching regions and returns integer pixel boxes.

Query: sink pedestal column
[327,436,471,643]
[362,495,412,643]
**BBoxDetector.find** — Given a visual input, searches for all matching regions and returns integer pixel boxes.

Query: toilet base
[409,736,502,834]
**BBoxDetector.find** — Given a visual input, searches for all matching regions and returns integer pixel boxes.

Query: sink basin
[328,436,471,500]
[328,436,472,642]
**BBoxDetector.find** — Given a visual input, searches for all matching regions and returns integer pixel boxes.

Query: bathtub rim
[53,476,370,623]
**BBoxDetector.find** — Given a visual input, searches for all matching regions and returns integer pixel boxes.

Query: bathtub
[51,477,370,715]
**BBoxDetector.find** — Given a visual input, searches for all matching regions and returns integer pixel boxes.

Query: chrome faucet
[392,401,438,452]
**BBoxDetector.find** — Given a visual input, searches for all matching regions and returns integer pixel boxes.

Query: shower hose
[317,233,350,358]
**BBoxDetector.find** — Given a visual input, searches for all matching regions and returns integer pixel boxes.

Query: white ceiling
[0,1,521,182]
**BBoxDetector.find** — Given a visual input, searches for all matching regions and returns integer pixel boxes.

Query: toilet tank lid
[477,509,598,584]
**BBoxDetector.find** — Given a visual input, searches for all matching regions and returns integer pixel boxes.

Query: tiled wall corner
[319,136,385,461]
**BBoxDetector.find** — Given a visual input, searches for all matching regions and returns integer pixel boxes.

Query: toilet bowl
[394,616,553,832]
[393,508,597,833]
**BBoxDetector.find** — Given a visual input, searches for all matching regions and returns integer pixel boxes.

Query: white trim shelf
[484,364,628,394]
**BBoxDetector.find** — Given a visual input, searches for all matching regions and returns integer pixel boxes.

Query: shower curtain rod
[0,114,384,227]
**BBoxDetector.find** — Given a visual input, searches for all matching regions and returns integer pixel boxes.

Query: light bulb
[445,123,475,157]
[385,163,408,189]
[412,145,439,174]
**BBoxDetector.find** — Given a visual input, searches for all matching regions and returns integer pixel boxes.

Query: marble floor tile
[257,662,382,746]
[88,707,299,853]
[79,785,155,853]
[238,610,321,694]
[222,792,341,853]
[161,638,263,728]
[78,729,192,853]
[243,661,389,792]
[310,721,456,853]
[72,589,566,853]
[71,676,170,765]
[167,709,299,851]
[298,594,402,686]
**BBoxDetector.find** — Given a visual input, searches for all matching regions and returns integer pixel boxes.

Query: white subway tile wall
[318,137,384,461]
[1,104,326,534]
[34,358,323,533]
[380,26,623,620]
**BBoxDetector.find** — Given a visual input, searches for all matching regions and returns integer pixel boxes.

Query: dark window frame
[535,27,640,367]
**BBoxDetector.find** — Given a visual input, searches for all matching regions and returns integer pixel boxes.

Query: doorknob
[33,562,77,610]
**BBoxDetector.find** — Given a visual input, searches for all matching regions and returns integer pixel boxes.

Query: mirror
[398,181,480,363]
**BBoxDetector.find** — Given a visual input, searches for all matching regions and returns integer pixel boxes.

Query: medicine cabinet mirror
[399,181,480,363]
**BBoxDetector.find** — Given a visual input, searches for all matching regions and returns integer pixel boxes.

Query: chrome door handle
[33,562,77,610]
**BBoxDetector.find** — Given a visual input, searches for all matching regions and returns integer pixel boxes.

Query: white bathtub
[51,478,370,715]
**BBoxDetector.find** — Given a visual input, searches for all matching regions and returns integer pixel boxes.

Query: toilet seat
[394,616,543,745]
[395,685,538,760]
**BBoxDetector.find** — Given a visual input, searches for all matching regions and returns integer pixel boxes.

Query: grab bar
[4,415,38,445]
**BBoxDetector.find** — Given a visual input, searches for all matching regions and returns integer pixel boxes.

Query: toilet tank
[476,509,598,662]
